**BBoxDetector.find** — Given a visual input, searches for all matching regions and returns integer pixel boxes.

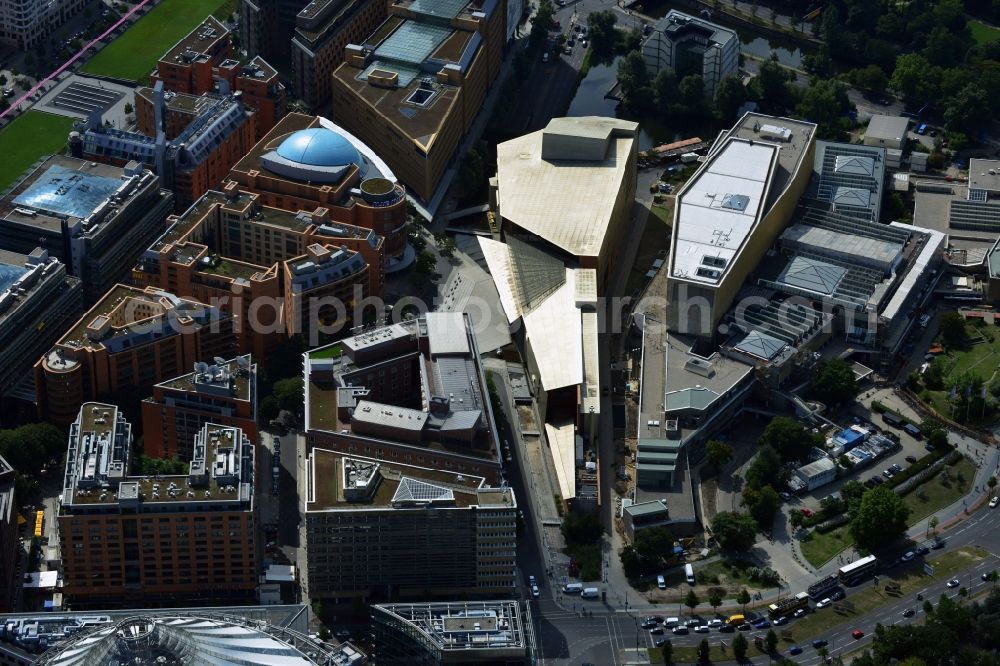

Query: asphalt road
[518,493,1000,664]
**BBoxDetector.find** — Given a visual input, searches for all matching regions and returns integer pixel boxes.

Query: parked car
[905,455,917,463]
[816,598,832,609]
[671,626,688,635]
[650,626,664,635]
[779,491,792,501]
[737,623,753,631]
[902,551,916,562]
[718,624,735,633]
[830,590,845,601]
[852,629,865,639]
[931,539,945,550]
[641,619,658,629]
[753,619,771,629]
[773,616,789,625]
[990,496,999,509]
[657,575,666,589]
[793,608,809,619]
[789,645,803,655]
[916,546,930,556]
[694,625,710,633]
[654,638,668,647]
[800,507,813,517]
[812,639,828,648]
[707,618,724,627]
[883,468,895,479]
[891,463,903,473]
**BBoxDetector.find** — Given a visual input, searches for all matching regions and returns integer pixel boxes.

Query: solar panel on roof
[14,165,121,219]
[374,21,452,66]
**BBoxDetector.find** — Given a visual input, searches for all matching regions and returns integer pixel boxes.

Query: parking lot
[786,396,935,514]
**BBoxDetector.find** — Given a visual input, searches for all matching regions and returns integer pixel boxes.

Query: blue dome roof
[275,128,362,168]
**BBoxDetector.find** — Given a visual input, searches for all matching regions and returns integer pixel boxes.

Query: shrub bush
[815,513,850,534]
[871,400,887,414]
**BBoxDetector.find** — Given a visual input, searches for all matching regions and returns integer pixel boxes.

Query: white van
[685,563,695,585]
[581,587,599,599]
[564,582,584,594]
[657,575,666,590]
[663,617,680,628]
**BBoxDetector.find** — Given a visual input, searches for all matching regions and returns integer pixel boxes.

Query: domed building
[227,113,411,269]
[35,614,365,666]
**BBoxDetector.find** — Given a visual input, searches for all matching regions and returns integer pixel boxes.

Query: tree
[841,480,866,506]
[758,417,823,464]
[415,250,436,275]
[989,476,997,491]
[633,526,674,562]
[812,359,859,407]
[849,485,911,552]
[273,376,304,414]
[708,588,724,614]
[124,102,133,115]
[745,444,783,489]
[685,589,700,613]
[737,588,751,612]
[927,427,949,450]
[732,632,748,661]
[852,64,889,97]
[676,74,706,116]
[706,440,733,470]
[890,53,940,108]
[562,512,603,544]
[653,68,678,115]
[796,78,852,139]
[457,143,488,199]
[0,423,65,477]
[750,56,795,113]
[618,51,653,112]
[529,0,554,49]
[712,512,759,552]
[765,628,778,653]
[938,312,967,348]
[742,485,781,530]
[928,515,939,537]
[620,546,644,578]
[660,639,673,664]
[944,84,992,135]
[789,509,804,530]
[586,10,618,59]
[923,25,967,67]
[714,75,747,122]
[697,638,710,663]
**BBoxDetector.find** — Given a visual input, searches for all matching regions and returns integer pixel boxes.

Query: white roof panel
[671,139,775,284]
[522,269,583,391]
[545,422,576,500]
[425,311,470,355]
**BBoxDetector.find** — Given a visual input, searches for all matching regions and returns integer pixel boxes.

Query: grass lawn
[624,206,671,296]
[696,559,759,591]
[801,456,975,567]
[82,0,230,81]
[309,344,342,360]
[779,546,988,644]
[970,19,1000,45]
[902,457,974,524]
[0,111,75,191]
[919,319,1000,424]
[801,526,855,569]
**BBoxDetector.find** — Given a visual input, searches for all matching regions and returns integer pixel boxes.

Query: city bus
[807,574,840,600]
[768,591,809,619]
[838,555,878,586]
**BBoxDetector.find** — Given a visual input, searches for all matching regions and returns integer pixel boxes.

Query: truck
[563,582,583,594]
[684,563,695,585]
[581,587,600,599]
